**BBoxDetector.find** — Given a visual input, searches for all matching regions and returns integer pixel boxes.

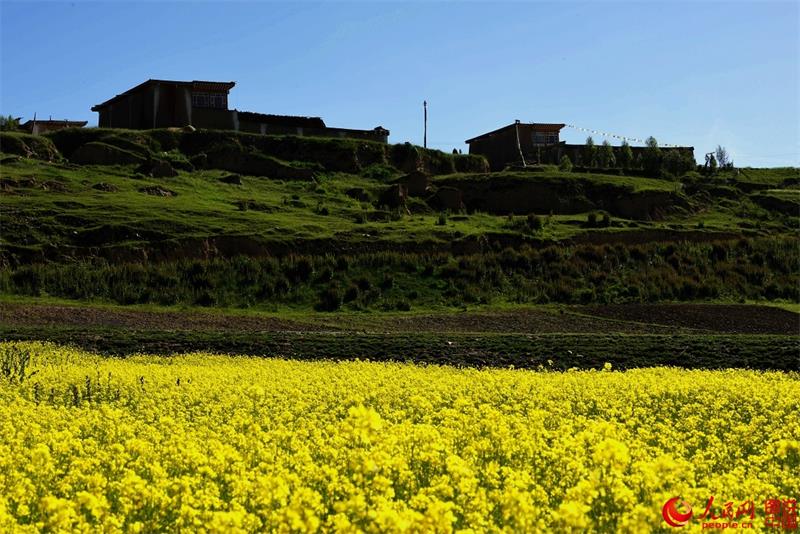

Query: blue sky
[1,1,797,166]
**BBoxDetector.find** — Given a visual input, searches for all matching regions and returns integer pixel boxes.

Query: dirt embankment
[1,303,797,335]
[435,175,688,220]
[0,304,320,333]
[578,304,799,335]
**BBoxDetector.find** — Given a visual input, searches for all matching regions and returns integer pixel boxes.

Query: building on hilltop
[466,120,693,171]
[466,121,566,171]
[21,118,88,135]
[91,79,389,143]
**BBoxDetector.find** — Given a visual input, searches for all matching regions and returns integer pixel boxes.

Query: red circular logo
[662,497,693,527]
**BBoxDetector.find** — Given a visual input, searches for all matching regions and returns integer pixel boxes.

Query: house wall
[94,83,387,142]
[96,83,192,129]
[193,108,238,130]
[468,128,523,171]
[154,83,192,128]
[99,87,152,129]
[238,118,388,143]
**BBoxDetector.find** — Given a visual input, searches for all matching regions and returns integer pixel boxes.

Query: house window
[192,92,226,109]
[533,132,557,145]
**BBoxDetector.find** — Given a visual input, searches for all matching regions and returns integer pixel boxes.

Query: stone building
[466,120,693,170]
[91,79,389,142]
[21,119,87,135]
[465,121,566,171]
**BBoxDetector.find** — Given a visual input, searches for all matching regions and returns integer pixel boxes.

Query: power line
[563,123,686,148]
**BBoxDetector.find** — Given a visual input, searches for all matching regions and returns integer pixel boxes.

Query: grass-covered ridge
[433,169,681,192]
[2,127,797,314]
[3,239,797,310]
[2,129,797,265]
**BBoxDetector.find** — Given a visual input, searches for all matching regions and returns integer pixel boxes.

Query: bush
[437,212,448,226]
[0,132,61,161]
[362,164,396,181]
[315,285,342,311]
[343,284,359,303]
[662,150,696,178]
[527,214,543,231]
[1,238,796,308]
[558,155,573,172]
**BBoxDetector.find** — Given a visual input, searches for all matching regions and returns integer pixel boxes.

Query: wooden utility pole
[423,100,427,149]
[515,119,526,167]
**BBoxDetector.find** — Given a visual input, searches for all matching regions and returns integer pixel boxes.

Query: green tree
[583,136,597,167]
[662,150,695,177]
[708,153,718,175]
[558,154,573,172]
[715,145,732,169]
[618,140,634,169]
[598,140,616,168]
[0,115,20,131]
[642,136,662,175]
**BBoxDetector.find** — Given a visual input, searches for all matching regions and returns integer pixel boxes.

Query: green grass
[0,157,699,259]
[732,167,799,186]
[3,238,797,310]
[433,170,681,192]
[3,128,798,265]
[761,189,800,201]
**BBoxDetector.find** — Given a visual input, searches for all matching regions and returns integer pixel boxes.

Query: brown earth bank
[1,302,797,335]
[2,229,748,267]
[0,303,320,333]
[578,304,799,335]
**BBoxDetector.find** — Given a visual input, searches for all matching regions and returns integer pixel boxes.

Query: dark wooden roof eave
[91,79,236,111]
[21,120,88,127]
[465,122,566,144]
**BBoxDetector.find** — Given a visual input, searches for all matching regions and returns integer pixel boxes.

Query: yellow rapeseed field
[0,341,798,533]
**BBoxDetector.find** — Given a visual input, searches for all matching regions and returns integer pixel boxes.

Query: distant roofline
[237,110,325,128]
[21,120,87,127]
[465,121,566,144]
[91,79,236,111]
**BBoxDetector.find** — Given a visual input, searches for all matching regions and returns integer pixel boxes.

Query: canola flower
[0,341,798,533]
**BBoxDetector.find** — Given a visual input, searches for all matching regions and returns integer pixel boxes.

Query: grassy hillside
[2,129,797,264]
[1,128,798,312]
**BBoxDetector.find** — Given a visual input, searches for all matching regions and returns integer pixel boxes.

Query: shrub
[315,285,342,311]
[437,212,447,226]
[662,149,696,178]
[355,277,372,291]
[558,155,573,172]
[362,164,396,181]
[527,214,543,231]
[343,284,359,303]
[380,274,394,290]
